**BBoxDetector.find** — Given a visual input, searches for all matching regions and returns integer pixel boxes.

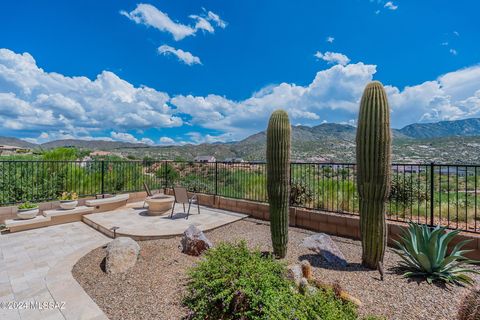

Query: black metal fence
[1,160,479,233]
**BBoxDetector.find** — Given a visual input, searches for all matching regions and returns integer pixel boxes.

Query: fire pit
[145,195,175,216]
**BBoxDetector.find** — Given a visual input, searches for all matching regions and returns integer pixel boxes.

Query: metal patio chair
[143,181,161,208]
[171,187,200,219]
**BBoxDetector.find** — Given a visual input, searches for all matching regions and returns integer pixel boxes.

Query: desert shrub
[184,241,362,320]
[389,175,428,204]
[290,179,314,206]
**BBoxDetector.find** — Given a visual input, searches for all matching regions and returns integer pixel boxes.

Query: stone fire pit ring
[145,195,175,216]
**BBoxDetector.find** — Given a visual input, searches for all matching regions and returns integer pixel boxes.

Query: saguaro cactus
[356,81,392,269]
[267,109,291,258]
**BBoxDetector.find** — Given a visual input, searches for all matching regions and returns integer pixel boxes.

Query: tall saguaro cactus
[356,81,392,269]
[267,110,291,258]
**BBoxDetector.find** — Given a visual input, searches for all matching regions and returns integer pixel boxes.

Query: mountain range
[3,118,480,163]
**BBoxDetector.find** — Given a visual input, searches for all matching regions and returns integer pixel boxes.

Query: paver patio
[0,203,247,320]
[0,222,109,320]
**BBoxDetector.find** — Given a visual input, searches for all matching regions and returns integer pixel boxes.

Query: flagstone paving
[0,222,109,320]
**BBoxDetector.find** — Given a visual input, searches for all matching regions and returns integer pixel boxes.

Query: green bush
[184,241,362,320]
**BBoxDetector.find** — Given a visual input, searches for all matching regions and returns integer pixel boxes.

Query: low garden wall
[164,189,480,260]
[2,189,479,259]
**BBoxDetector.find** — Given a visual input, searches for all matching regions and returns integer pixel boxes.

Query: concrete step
[5,215,52,232]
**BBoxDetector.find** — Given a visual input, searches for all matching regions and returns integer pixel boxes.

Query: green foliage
[389,175,427,204]
[18,201,37,210]
[184,241,360,320]
[59,191,78,201]
[266,109,291,258]
[393,222,479,285]
[156,162,179,187]
[356,81,392,269]
[42,147,78,160]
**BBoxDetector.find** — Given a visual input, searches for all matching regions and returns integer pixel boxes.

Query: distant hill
[4,118,480,163]
[39,139,148,150]
[0,136,37,148]
[399,118,480,138]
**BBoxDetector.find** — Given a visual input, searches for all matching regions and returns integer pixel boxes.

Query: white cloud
[2,48,480,145]
[384,1,398,10]
[449,48,458,56]
[159,136,175,145]
[454,31,460,37]
[158,45,202,65]
[441,42,449,46]
[189,15,214,33]
[186,132,234,144]
[207,11,227,28]
[110,131,154,145]
[314,51,351,66]
[0,48,182,138]
[121,4,227,41]
[326,36,335,43]
[120,4,195,41]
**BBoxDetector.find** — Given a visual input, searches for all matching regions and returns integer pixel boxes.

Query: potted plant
[59,192,78,210]
[17,202,39,219]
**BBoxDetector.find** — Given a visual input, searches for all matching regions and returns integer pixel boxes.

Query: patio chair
[171,187,200,219]
[143,181,161,208]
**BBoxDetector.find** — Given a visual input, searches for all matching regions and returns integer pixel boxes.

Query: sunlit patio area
[83,201,247,240]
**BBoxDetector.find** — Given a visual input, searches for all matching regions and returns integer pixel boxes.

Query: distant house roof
[194,155,216,162]
[90,151,112,156]
[0,145,22,150]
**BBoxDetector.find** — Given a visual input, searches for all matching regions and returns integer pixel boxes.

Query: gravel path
[73,218,476,320]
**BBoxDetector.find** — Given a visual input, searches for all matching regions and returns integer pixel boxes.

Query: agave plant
[393,222,479,285]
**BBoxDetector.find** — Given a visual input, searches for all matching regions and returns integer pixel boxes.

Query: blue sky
[0,0,479,145]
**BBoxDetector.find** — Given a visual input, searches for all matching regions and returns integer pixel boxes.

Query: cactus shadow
[298,254,364,272]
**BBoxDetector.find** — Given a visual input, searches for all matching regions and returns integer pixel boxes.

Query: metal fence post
[101,160,105,196]
[430,162,435,226]
[215,161,218,196]
[164,160,168,190]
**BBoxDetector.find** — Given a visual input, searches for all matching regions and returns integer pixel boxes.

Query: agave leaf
[416,252,432,272]
[450,238,473,253]
[428,229,440,266]
[436,231,459,265]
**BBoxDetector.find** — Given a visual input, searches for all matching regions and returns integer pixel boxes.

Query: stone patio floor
[83,201,248,239]
[0,222,109,320]
[0,204,247,320]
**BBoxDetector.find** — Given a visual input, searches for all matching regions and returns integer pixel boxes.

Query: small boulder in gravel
[286,264,303,286]
[302,233,348,267]
[106,237,140,274]
[181,225,212,256]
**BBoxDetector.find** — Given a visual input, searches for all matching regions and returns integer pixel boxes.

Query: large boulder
[106,237,140,274]
[302,233,348,267]
[181,225,212,256]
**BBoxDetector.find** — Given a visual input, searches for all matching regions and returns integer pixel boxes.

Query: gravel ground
[73,218,477,320]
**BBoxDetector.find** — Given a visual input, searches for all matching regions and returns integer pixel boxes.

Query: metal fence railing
[1,160,479,233]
